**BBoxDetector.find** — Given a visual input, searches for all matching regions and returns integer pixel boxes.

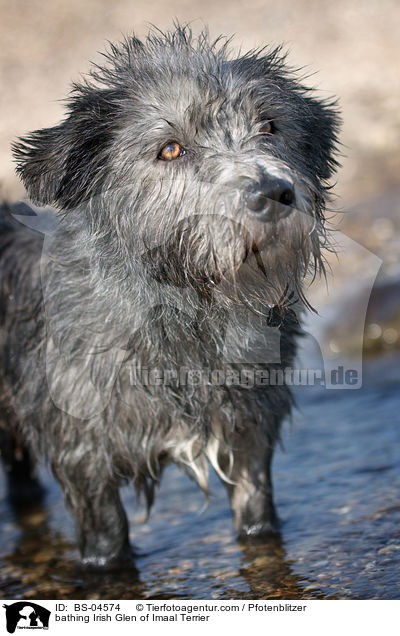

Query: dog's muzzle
[243,175,295,222]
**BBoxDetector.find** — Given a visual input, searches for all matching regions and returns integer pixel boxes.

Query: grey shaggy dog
[0,26,340,566]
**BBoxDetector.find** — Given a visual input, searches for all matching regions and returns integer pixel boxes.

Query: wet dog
[0,26,340,565]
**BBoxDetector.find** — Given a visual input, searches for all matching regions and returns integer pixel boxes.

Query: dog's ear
[301,95,341,181]
[12,88,121,209]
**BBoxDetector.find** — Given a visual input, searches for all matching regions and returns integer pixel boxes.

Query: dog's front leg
[224,431,279,540]
[53,462,132,566]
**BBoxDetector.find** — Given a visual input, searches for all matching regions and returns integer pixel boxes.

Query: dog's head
[13,26,340,308]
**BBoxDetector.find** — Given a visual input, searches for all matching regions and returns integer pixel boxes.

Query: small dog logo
[3,602,50,633]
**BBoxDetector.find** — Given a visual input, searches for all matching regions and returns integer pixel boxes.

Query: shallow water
[1,354,399,600]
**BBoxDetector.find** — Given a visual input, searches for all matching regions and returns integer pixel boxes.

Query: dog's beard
[141,207,323,314]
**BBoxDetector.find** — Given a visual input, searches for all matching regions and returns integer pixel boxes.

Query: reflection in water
[240,536,325,599]
[2,500,145,599]
[1,494,320,600]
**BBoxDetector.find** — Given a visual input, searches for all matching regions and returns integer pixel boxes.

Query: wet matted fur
[0,26,340,565]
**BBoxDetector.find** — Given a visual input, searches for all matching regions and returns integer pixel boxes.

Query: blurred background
[0,0,399,600]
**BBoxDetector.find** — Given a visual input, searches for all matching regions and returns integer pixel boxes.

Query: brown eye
[158,142,185,161]
[260,121,273,134]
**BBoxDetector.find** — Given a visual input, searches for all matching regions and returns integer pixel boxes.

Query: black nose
[244,176,295,221]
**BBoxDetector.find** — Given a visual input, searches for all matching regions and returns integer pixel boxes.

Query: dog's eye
[260,121,274,134]
[158,142,185,161]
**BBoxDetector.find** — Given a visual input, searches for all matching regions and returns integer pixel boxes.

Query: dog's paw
[80,544,135,571]
[238,520,280,544]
